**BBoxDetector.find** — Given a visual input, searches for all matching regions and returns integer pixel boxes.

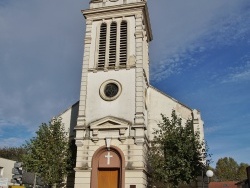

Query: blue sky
[0,0,249,167]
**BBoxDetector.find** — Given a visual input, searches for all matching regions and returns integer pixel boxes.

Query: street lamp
[202,169,214,188]
[206,170,214,179]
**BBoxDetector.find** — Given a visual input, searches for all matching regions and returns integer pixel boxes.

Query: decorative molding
[105,137,112,150]
[76,115,86,128]
[86,20,93,25]
[89,116,131,142]
[84,36,92,44]
[75,140,83,147]
[135,31,144,39]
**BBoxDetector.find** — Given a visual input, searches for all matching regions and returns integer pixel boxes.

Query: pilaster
[76,19,93,131]
[75,20,93,173]
[133,13,146,145]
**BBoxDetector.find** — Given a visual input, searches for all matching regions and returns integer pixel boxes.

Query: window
[0,167,3,177]
[104,83,119,98]
[97,20,128,69]
[99,80,122,101]
[98,23,107,68]
[109,22,117,67]
[120,21,127,66]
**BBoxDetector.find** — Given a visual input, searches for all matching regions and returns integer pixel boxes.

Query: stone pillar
[75,19,92,170]
[134,13,146,145]
[76,19,92,133]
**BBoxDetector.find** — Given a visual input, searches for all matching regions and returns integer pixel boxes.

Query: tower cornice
[82,2,153,41]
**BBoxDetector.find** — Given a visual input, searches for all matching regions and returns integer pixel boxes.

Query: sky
[0,0,250,167]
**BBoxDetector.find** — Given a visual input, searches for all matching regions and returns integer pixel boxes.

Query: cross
[105,152,113,165]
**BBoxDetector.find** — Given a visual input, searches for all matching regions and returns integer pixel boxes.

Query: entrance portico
[91,146,125,188]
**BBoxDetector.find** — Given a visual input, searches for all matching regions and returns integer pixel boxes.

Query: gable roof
[149,85,193,111]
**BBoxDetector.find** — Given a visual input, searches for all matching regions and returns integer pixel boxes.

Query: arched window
[119,21,127,66]
[98,23,107,68]
[109,22,117,67]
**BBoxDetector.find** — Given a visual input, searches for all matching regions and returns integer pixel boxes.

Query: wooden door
[98,168,119,188]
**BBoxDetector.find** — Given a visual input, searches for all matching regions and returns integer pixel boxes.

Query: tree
[0,147,26,161]
[22,118,72,188]
[215,157,249,182]
[148,110,208,188]
[238,163,249,181]
[215,157,239,181]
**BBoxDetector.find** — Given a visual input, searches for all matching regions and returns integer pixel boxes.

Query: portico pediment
[89,116,131,142]
[90,116,130,129]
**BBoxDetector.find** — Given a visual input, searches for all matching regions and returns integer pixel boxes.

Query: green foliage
[0,147,26,161]
[215,157,238,181]
[238,163,249,180]
[148,110,208,188]
[22,118,72,188]
[215,157,249,181]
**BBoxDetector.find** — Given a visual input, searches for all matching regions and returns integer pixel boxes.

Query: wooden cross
[105,152,113,165]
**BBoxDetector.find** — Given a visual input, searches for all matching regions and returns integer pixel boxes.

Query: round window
[104,83,119,98]
[100,80,122,101]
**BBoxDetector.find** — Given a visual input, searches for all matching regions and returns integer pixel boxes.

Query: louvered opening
[120,21,127,66]
[109,22,117,67]
[98,23,107,68]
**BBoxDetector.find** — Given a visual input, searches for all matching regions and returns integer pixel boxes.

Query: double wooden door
[98,168,120,188]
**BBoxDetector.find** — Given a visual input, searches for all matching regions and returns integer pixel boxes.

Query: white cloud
[205,125,224,134]
[152,51,200,81]
[0,0,88,132]
[221,55,250,83]
[149,0,250,81]
[229,69,250,81]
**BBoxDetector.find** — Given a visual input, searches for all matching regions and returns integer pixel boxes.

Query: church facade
[59,0,205,188]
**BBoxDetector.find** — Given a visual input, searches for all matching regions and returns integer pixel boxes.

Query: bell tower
[74,0,153,187]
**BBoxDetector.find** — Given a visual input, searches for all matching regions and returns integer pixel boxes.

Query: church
[59,0,205,187]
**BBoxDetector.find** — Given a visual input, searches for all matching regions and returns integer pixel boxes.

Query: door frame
[91,145,125,188]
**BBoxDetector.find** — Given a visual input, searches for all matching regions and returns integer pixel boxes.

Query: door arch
[91,145,125,188]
